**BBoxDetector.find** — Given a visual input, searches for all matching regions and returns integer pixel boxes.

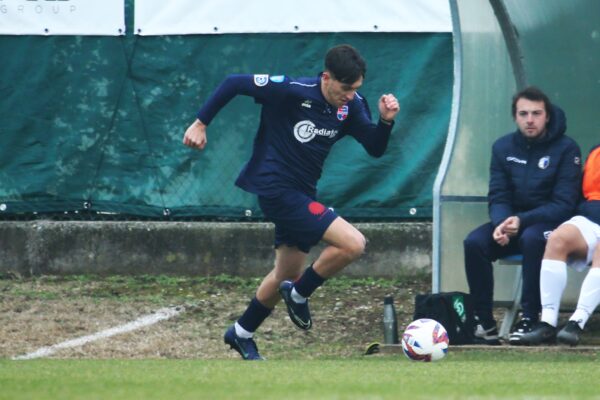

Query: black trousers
[463,221,558,325]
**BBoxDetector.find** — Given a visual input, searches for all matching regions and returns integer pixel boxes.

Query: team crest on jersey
[253,74,269,87]
[336,105,348,121]
[538,156,550,169]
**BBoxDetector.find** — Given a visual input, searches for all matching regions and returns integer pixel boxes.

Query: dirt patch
[2,274,599,360]
[0,275,429,359]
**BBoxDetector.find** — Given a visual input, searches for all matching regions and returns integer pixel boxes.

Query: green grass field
[1,351,598,400]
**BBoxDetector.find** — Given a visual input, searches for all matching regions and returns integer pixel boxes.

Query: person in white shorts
[520,144,600,346]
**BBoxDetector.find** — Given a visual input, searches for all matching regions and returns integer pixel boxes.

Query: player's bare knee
[344,232,366,260]
[545,232,571,258]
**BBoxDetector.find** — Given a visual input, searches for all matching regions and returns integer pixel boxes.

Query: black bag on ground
[412,291,476,345]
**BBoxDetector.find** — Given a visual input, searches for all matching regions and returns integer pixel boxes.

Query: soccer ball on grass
[401,318,449,362]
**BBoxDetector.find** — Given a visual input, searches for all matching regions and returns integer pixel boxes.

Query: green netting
[0,5,452,221]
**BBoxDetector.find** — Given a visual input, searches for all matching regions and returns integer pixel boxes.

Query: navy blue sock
[294,265,326,298]
[237,297,273,333]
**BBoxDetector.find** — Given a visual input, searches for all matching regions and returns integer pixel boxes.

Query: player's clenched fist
[183,119,207,150]
[378,94,400,122]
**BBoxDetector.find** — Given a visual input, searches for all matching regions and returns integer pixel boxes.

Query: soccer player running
[183,45,400,360]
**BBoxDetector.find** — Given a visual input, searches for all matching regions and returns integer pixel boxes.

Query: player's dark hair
[511,86,552,117]
[324,44,366,84]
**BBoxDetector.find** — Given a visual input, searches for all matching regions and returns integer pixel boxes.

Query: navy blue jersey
[197,74,393,197]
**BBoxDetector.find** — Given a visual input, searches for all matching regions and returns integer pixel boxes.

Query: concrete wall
[0,221,431,278]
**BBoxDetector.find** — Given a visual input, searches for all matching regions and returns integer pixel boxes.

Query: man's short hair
[511,86,552,117]
[324,44,366,84]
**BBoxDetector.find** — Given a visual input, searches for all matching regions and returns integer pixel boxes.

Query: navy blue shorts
[258,190,338,253]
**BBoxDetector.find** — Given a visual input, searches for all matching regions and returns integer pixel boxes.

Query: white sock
[291,287,307,304]
[234,322,253,339]
[540,259,567,327]
[570,268,600,329]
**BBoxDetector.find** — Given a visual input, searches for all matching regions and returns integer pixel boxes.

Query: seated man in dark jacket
[464,86,582,345]
[519,144,600,346]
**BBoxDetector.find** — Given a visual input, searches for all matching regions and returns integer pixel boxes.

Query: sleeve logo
[253,74,269,87]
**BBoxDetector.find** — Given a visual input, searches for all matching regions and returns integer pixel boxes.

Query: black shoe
[518,321,556,345]
[509,318,534,345]
[278,280,312,330]
[473,323,501,345]
[224,325,264,360]
[557,321,583,347]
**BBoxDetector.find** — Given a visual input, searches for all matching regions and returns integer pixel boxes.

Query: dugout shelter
[433,0,600,336]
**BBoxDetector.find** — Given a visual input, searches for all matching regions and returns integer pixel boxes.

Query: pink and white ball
[401,318,449,362]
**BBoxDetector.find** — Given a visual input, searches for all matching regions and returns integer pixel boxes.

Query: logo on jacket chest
[293,120,339,143]
[506,155,551,169]
[506,156,527,165]
[537,156,550,169]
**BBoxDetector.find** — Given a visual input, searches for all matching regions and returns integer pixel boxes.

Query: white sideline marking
[12,306,184,360]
